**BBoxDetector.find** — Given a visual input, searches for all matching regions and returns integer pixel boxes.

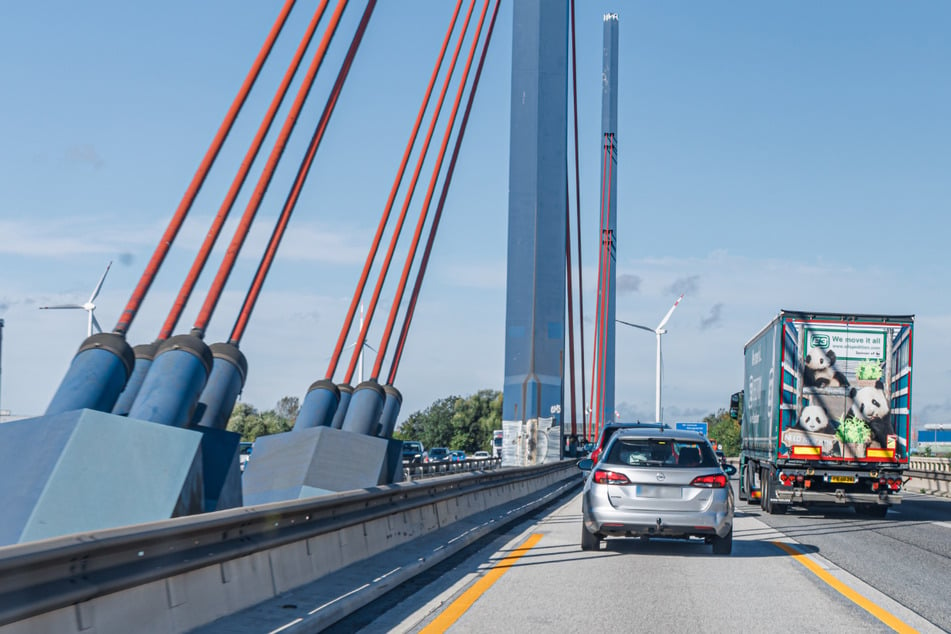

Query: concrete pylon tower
[502,0,568,465]
[591,14,619,440]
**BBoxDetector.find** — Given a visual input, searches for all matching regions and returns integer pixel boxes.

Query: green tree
[226,398,297,441]
[395,389,502,453]
[705,408,741,456]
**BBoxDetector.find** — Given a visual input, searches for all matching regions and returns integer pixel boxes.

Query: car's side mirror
[723,464,737,476]
[577,458,593,470]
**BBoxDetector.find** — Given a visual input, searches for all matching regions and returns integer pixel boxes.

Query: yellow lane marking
[421,533,544,633]
[772,541,918,633]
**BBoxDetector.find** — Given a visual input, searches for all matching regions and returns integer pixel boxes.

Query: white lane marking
[933,521,951,530]
[308,583,371,615]
[268,618,303,634]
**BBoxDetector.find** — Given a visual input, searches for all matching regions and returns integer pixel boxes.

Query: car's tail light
[593,469,630,485]
[690,473,727,488]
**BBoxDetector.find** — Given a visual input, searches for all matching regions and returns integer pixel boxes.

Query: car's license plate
[636,485,681,498]
[830,475,855,484]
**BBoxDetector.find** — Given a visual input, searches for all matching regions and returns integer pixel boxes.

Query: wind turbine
[344,303,376,383]
[39,261,112,337]
[617,293,684,422]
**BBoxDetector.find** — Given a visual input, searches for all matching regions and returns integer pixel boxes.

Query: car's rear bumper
[583,494,733,539]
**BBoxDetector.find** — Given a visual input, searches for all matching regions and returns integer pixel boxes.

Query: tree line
[226,389,740,456]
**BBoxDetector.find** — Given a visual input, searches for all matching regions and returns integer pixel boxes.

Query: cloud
[665,275,699,297]
[617,274,641,295]
[65,144,105,170]
[700,303,724,330]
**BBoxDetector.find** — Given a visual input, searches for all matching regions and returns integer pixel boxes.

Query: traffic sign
[675,422,708,436]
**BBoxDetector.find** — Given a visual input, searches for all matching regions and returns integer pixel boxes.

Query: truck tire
[737,460,748,501]
[761,469,786,515]
[745,464,759,505]
[581,525,601,551]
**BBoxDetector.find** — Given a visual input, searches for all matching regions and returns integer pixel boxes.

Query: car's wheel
[581,525,601,551]
[711,526,733,555]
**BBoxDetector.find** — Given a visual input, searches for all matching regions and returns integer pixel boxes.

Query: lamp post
[617,294,684,422]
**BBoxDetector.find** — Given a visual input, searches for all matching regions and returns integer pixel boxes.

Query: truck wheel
[745,464,759,505]
[737,461,748,501]
[761,470,786,515]
[581,525,601,551]
[711,526,733,555]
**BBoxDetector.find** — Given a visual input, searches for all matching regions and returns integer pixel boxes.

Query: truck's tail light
[593,469,630,485]
[691,473,727,488]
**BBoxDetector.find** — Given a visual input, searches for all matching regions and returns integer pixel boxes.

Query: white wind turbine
[345,303,376,383]
[40,261,113,337]
[617,293,684,422]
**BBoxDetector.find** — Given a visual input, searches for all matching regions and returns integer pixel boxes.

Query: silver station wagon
[578,428,736,554]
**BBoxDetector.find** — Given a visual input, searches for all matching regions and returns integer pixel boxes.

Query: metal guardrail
[0,460,569,628]
[403,456,502,479]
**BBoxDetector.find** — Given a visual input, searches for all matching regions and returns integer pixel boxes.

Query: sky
[1,1,949,431]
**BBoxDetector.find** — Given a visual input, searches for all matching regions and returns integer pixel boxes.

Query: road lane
[343,489,943,633]
[752,491,951,631]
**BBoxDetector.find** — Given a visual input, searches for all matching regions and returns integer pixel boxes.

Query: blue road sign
[675,422,708,436]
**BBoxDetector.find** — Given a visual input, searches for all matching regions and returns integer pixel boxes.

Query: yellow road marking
[772,541,918,633]
[421,533,544,633]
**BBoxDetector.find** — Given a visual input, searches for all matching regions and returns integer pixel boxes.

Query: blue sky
[1,1,949,429]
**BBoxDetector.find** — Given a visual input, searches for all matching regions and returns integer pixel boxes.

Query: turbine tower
[617,293,684,422]
[39,261,112,337]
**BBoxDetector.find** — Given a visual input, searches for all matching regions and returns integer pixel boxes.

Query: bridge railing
[0,460,576,633]
[403,456,502,479]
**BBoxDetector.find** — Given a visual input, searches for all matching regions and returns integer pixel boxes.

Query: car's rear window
[605,438,718,468]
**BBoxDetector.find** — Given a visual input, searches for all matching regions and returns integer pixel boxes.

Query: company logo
[809,334,830,348]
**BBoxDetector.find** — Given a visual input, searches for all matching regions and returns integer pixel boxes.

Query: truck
[492,430,503,458]
[738,310,913,517]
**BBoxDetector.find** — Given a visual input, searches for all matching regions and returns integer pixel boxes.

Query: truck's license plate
[830,476,855,484]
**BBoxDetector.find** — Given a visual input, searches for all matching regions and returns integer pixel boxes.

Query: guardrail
[0,460,576,633]
[403,456,502,479]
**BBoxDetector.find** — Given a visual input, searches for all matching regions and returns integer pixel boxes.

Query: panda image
[803,347,849,388]
[850,380,894,448]
[795,405,836,435]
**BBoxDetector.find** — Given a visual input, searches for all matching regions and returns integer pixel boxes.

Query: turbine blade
[39,304,84,310]
[656,293,685,331]
[89,261,113,303]
[617,318,656,333]
[91,312,102,335]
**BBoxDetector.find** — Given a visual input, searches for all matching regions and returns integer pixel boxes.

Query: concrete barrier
[0,461,578,634]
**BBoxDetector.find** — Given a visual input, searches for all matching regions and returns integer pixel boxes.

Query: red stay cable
[158,0,331,341]
[386,0,500,385]
[230,0,377,345]
[323,0,465,378]
[590,140,610,437]
[372,0,490,383]
[569,0,587,439]
[192,0,350,337]
[113,0,296,337]
[339,0,479,384]
[565,174,577,438]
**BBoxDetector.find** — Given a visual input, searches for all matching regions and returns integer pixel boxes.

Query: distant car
[588,422,670,466]
[449,450,466,462]
[402,441,426,464]
[427,447,451,462]
[578,428,736,555]
[472,450,491,459]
